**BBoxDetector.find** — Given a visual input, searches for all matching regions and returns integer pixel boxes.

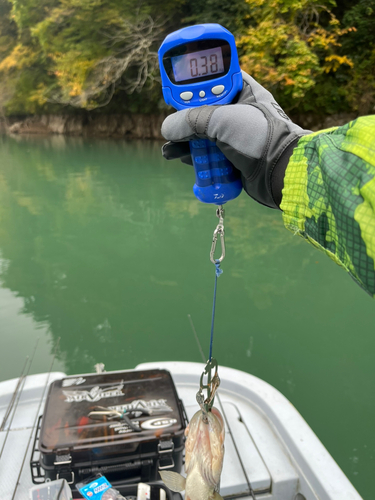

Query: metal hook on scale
[210,205,225,264]
[196,357,220,423]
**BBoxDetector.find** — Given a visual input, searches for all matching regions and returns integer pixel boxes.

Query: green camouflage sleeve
[280,115,375,295]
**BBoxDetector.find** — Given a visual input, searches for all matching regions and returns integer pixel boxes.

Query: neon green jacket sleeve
[280,115,375,295]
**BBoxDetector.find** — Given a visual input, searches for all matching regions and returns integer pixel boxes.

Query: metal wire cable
[209,260,223,361]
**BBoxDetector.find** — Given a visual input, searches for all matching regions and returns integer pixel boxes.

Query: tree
[0,0,373,117]
[40,16,167,109]
[0,0,186,113]
[183,0,252,36]
[238,0,355,113]
[341,0,375,115]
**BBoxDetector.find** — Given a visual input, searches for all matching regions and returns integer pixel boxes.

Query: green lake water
[0,133,374,498]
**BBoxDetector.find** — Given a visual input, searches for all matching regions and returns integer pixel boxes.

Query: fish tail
[159,470,186,492]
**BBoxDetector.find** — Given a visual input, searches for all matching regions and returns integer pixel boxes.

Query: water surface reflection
[0,134,374,498]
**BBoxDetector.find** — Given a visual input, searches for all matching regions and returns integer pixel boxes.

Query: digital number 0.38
[190,54,219,78]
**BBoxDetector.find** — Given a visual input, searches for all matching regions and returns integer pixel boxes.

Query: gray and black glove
[161,71,311,209]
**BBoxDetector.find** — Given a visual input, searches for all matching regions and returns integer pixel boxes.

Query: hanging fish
[160,406,225,500]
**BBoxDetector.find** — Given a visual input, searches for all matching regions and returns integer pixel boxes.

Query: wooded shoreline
[1,0,373,130]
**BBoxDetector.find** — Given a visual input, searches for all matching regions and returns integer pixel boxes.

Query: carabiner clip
[210,205,225,264]
[210,225,225,264]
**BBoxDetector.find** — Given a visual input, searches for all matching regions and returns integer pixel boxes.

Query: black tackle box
[30,369,187,487]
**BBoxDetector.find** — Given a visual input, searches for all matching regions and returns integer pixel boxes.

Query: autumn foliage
[0,0,374,118]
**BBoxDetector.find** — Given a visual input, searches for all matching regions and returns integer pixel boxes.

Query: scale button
[211,85,225,95]
[199,90,206,98]
[180,91,193,101]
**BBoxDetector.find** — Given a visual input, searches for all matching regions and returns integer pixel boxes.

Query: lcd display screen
[171,47,224,82]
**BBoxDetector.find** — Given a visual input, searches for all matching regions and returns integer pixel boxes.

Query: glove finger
[162,106,220,142]
[208,104,268,161]
[237,70,307,134]
[162,141,193,166]
[238,70,275,105]
[161,109,195,142]
[180,155,194,166]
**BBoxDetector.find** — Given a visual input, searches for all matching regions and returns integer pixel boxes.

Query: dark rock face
[6,114,167,140]
[3,111,359,138]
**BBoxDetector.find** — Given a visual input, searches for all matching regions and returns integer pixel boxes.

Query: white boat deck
[0,372,66,500]
[0,362,363,500]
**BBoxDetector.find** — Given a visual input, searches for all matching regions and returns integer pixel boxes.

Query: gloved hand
[161,71,311,209]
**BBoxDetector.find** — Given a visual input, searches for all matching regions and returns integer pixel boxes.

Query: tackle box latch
[54,451,74,484]
[158,439,175,470]
[53,452,72,466]
[56,470,75,485]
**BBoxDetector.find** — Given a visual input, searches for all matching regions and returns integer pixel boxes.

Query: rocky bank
[0,111,358,138]
[1,113,167,139]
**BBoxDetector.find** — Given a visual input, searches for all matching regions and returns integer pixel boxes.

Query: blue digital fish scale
[158,24,243,205]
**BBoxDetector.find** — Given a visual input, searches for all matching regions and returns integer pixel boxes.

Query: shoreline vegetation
[0,0,373,135]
